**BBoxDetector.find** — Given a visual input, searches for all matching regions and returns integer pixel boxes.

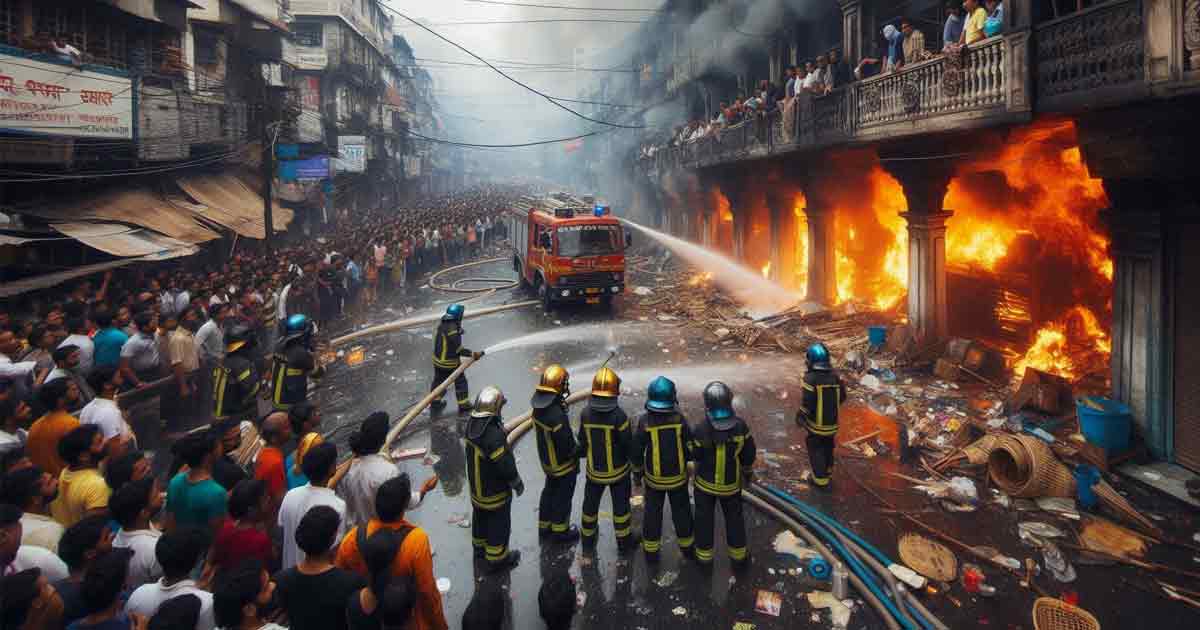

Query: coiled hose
[428,256,519,293]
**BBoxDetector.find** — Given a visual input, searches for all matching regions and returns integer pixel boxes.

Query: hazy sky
[382,0,664,146]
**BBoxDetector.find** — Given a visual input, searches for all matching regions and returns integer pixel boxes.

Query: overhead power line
[380,4,644,129]
[404,128,598,148]
[462,0,665,11]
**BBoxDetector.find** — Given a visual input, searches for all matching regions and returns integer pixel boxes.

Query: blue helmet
[444,304,465,322]
[645,376,678,412]
[284,313,310,335]
[806,343,832,371]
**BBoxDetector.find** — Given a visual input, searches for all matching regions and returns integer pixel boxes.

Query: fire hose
[329,300,538,347]
[428,256,520,293]
[498,389,945,630]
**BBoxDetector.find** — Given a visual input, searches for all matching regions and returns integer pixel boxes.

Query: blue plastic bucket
[1075,396,1132,454]
[867,326,888,347]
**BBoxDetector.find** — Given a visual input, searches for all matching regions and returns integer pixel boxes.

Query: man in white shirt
[58,317,95,376]
[277,442,346,569]
[2,466,64,553]
[119,312,163,387]
[110,477,164,588]
[79,367,134,452]
[335,413,430,529]
[125,527,216,630]
[0,389,32,454]
[1,504,70,581]
[194,303,229,365]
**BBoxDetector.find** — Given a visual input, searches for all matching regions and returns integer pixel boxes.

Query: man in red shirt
[254,412,291,519]
[210,479,274,572]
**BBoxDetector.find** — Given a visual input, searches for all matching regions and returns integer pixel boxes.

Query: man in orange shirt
[254,411,291,518]
[336,474,447,630]
[26,378,81,476]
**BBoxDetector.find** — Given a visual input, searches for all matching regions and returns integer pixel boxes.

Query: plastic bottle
[831,561,849,599]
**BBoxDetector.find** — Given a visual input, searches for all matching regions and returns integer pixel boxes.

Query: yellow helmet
[591,367,621,398]
[536,364,569,396]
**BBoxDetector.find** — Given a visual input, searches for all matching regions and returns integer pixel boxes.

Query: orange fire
[760,261,771,279]
[792,194,809,296]
[833,168,907,310]
[1012,306,1111,379]
[688,271,714,286]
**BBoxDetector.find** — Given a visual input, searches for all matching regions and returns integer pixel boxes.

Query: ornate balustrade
[1036,0,1146,110]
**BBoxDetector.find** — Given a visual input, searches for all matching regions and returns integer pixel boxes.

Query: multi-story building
[620,0,1200,472]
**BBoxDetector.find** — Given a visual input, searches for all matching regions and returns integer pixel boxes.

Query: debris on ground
[755,590,782,617]
[805,591,851,628]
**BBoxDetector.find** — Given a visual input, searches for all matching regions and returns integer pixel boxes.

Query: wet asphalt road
[137,256,1200,629]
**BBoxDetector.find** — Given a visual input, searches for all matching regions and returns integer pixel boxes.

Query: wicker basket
[1032,597,1100,630]
[962,434,1002,465]
[1092,480,1162,536]
[988,435,1076,498]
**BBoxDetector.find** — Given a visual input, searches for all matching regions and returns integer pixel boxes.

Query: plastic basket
[1075,396,1132,454]
[1032,597,1100,630]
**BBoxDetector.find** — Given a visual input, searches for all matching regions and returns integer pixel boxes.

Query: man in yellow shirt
[50,424,111,527]
[961,0,988,44]
[26,378,81,477]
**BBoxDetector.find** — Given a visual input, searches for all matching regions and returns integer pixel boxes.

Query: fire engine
[508,192,631,311]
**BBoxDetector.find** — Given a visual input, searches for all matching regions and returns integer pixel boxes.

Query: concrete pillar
[1104,179,1169,458]
[884,159,956,343]
[805,203,837,306]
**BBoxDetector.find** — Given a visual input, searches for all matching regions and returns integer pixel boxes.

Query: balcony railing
[651,33,1020,172]
[1035,0,1146,110]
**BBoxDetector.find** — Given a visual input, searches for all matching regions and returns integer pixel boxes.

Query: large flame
[1012,306,1112,379]
[833,168,908,310]
[792,194,809,296]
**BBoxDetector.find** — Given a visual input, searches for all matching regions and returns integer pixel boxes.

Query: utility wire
[462,0,665,11]
[380,4,644,129]
[403,128,598,148]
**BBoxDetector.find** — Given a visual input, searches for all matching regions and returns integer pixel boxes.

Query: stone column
[901,211,953,343]
[804,202,837,306]
[884,158,957,343]
[1104,179,1169,458]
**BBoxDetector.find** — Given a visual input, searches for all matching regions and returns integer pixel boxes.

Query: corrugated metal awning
[23,188,220,244]
[175,173,293,239]
[51,222,197,259]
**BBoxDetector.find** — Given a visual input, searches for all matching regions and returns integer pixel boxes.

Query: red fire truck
[509,192,631,311]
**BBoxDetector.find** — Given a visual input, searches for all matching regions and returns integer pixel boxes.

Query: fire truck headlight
[611,286,620,293]
[560,290,571,297]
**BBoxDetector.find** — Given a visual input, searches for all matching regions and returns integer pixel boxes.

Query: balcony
[650,0,1200,176]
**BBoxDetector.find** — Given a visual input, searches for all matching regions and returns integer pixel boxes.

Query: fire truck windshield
[555,225,621,257]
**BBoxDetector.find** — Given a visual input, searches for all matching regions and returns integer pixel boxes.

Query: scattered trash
[806,591,851,628]
[773,530,813,562]
[633,286,654,296]
[1141,470,1164,481]
[733,622,755,630]
[898,533,958,582]
[436,578,451,594]
[656,314,679,322]
[345,346,365,366]
[630,495,645,507]
[654,571,679,588]
[1019,521,1067,540]
[714,327,731,339]
[1079,516,1149,558]
[1041,541,1077,583]
[887,564,927,589]
[672,606,688,616]
[961,563,986,593]
[1036,497,1080,520]
[859,374,882,391]
[755,590,782,616]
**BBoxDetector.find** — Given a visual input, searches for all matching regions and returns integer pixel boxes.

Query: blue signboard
[279,156,330,181]
[275,143,300,159]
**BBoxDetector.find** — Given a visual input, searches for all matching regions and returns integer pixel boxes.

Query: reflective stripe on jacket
[690,417,756,496]
[576,406,632,484]
[632,411,691,490]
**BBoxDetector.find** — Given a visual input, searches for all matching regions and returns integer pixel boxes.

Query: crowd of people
[641,0,1006,159]
[0,185,536,630]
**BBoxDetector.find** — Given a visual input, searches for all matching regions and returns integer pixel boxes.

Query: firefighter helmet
[471,385,506,419]
[226,323,255,353]
[532,364,569,409]
[805,343,832,371]
[703,381,737,430]
[443,304,465,322]
[283,313,313,342]
[645,376,678,412]
[589,367,621,411]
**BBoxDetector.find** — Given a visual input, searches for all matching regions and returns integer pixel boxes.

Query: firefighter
[530,364,580,543]
[213,324,260,423]
[577,366,637,552]
[691,381,757,568]
[464,385,524,572]
[631,376,694,562]
[796,343,846,489]
[431,304,482,412]
[269,314,324,412]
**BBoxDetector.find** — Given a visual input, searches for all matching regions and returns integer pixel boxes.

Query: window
[294,21,322,47]
[555,225,622,257]
[195,30,218,65]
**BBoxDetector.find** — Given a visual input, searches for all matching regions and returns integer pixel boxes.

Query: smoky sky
[384,0,822,172]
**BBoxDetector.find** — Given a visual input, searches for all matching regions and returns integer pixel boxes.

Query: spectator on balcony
[52,38,82,66]
[960,0,988,45]
[984,0,1005,37]
[899,19,930,68]
[813,55,833,94]
[784,67,797,98]
[854,48,883,81]
[829,50,853,88]
[882,24,905,72]
[943,3,965,50]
